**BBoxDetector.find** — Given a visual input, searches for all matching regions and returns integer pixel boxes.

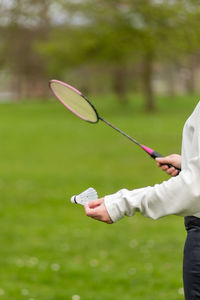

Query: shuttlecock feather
[71,187,98,205]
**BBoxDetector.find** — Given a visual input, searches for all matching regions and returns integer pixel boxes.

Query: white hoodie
[104,101,200,222]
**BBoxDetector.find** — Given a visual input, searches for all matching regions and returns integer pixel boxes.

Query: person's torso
[181,101,200,170]
[181,100,200,217]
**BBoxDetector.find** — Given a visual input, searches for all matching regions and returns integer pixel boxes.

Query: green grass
[0,94,198,300]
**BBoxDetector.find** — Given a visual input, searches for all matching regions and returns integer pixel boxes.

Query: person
[84,100,200,300]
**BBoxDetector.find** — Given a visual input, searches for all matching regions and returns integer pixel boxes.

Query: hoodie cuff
[104,192,125,223]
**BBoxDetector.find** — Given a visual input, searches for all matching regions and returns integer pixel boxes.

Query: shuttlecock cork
[71,187,98,205]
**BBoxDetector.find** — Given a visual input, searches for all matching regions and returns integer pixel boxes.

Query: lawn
[0,94,198,300]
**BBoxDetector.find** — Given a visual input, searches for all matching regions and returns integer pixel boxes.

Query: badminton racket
[49,79,181,173]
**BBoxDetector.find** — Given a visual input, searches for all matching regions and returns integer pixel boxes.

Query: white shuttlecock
[70,187,98,205]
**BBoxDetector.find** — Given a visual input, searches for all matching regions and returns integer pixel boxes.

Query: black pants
[183,216,200,300]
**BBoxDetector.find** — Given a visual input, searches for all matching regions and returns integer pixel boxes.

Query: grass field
[0,94,199,300]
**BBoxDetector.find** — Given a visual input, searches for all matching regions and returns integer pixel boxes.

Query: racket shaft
[99,116,141,146]
[100,116,181,173]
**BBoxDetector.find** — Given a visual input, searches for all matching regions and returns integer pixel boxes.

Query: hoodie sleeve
[104,102,200,223]
[104,161,200,222]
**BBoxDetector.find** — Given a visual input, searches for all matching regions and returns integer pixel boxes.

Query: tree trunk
[112,66,128,104]
[142,54,156,112]
[166,63,177,97]
[186,54,197,94]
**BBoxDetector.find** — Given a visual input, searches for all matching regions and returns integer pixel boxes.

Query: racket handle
[150,151,181,173]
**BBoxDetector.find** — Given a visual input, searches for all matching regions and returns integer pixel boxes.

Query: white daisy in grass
[72,295,80,300]
[178,287,184,295]
[90,259,99,267]
[21,289,29,295]
[129,239,138,248]
[51,263,60,271]
[16,258,25,267]
[28,257,39,267]
[128,267,136,275]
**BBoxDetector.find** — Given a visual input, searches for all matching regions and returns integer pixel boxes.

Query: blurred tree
[1,0,200,108]
[177,0,200,94]
[39,0,200,110]
[0,0,50,98]
[121,0,200,110]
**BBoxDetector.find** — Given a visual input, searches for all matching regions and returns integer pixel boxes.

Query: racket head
[49,79,99,123]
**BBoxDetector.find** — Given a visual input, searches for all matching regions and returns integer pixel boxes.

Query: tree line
[1,0,200,110]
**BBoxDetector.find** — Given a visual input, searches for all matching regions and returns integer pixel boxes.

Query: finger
[92,211,113,224]
[157,162,162,167]
[171,170,179,177]
[156,156,172,165]
[157,162,170,170]
[166,167,175,175]
[161,165,169,171]
[155,157,168,163]
[84,205,90,215]
[84,205,99,218]
[88,198,104,208]
[91,215,113,224]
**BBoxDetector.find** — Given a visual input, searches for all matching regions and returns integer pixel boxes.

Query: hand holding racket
[156,154,181,177]
[49,79,181,174]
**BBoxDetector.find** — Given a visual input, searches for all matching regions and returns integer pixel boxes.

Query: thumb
[88,198,104,208]
[155,156,177,168]
[155,156,170,164]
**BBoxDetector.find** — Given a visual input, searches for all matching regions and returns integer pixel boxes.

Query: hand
[84,198,113,224]
[156,154,181,177]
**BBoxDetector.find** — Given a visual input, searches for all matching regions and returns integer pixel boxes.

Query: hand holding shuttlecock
[70,188,98,205]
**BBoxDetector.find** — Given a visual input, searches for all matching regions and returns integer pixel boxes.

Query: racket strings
[51,82,98,122]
